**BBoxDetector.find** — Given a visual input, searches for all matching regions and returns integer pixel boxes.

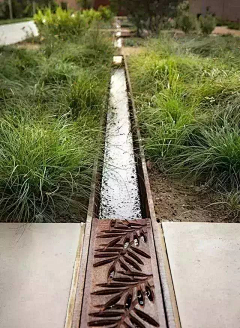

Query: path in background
[213,26,240,37]
[0,21,38,46]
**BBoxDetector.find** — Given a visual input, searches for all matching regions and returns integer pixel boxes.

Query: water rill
[99,65,142,220]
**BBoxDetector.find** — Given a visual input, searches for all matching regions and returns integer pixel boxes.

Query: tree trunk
[33,1,36,16]
[8,0,13,20]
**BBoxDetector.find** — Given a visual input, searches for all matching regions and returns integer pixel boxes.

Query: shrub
[113,0,179,35]
[227,21,240,30]
[34,8,84,36]
[176,0,198,33]
[81,8,101,24]
[98,5,114,22]
[177,12,198,33]
[34,7,108,37]
[200,14,216,35]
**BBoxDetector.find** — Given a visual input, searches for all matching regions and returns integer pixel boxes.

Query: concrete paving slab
[0,223,84,328]
[162,222,240,328]
[0,21,38,45]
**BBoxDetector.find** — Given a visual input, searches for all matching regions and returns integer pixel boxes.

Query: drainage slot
[99,67,142,220]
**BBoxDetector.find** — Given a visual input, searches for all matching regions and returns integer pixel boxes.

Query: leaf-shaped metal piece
[92,289,125,296]
[130,246,151,259]
[104,294,122,310]
[106,237,122,248]
[98,234,126,238]
[119,258,130,272]
[118,271,151,278]
[93,258,117,268]
[102,230,130,234]
[123,255,142,271]
[84,219,161,328]
[95,248,122,253]
[127,250,144,265]
[94,253,119,258]
[88,319,120,326]
[94,304,125,310]
[129,313,145,328]
[134,308,160,327]
[89,311,124,317]
[96,283,127,288]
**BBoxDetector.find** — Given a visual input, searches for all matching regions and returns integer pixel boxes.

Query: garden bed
[127,34,240,222]
[0,9,114,222]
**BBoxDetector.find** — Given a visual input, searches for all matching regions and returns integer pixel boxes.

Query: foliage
[176,0,198,33]
[227,21,240,30]
[177,0,189,13]
[34,7,112,37]
[128,34,240,214]
[112,0,179,35]
[177,12,197,33]
[78,0,92,9]
[0,25,113,222]
[216,18,240,30]
[0,117,93,222]
[98,5,114,22]
[0,0,28,19]
[109,0,119,15]
[0,0,56,19]
[199,14,216,35]
[176,35,240,69]
[69,69,106,118]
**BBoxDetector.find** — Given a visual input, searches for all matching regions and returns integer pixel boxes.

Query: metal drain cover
[80,219,167,328]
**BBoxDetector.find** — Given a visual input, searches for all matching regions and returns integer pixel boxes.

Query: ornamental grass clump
[0,21,113,222]
[128,33,240,213]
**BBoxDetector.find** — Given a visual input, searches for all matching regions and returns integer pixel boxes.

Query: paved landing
[162,222,240,328]
[0,223,84,328]
[0,21,38,45]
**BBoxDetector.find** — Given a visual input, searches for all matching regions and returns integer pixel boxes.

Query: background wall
[190,0,240,21]
[93,0,110,9]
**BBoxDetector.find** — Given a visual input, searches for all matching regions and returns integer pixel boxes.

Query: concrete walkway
[1,221,240,327]
[0,21,38,45]
[0,223,84,328]
[163,222,240,328]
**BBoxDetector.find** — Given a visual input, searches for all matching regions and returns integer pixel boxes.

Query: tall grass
[0,25,113,222]
[0,117,93,222]
[129,34,240,213]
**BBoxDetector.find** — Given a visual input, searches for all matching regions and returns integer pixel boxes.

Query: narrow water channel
[99,68,142,220]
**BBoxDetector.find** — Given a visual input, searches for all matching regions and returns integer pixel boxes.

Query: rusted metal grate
[80,219,167,328]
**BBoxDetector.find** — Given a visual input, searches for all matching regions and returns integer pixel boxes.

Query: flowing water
[99,68,142,220]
